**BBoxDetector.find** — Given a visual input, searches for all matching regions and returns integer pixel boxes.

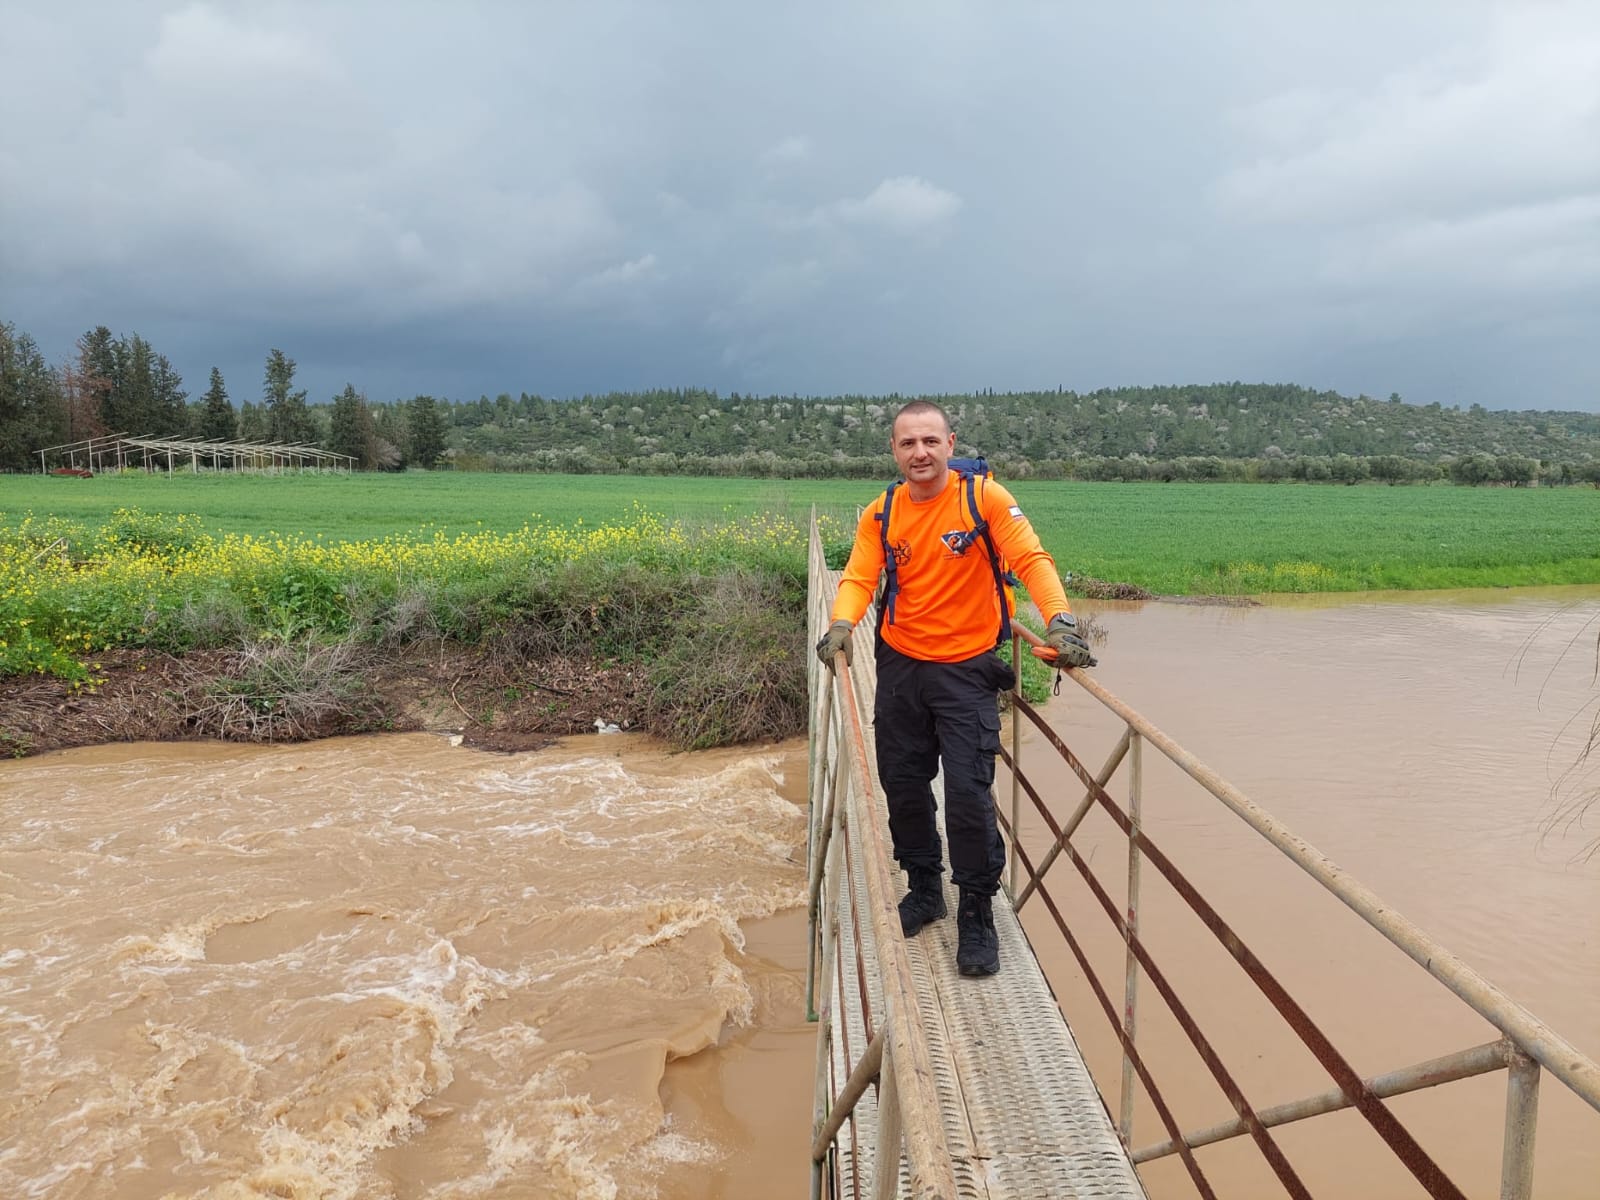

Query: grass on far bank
[5,469,1599,594]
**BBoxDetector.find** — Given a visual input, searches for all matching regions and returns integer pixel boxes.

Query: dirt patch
[0,642,658,759]
[1067,574,1156,601]
[1066,574,1262,608]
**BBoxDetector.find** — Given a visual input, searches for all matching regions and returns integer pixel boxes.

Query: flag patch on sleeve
[1008,505,1024,519]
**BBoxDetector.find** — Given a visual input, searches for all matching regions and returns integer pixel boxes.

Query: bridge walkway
[808,554,1146,1200]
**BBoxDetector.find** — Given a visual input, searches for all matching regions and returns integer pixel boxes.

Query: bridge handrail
[1065,666,1600,1111]
[1002,645,1600,1199]
[806,518,956,1200]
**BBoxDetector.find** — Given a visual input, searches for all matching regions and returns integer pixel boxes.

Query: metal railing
[806,520,956,1200]
[1000,640,1600,1199]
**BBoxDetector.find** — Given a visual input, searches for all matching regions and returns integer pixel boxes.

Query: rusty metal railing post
[810,691,846,1200]
[804,727,846,1020]
[805,671,837,1022]
[1500,1049,1540,1200]
[1009,631,1024,898]
[1118,728,1143,1143]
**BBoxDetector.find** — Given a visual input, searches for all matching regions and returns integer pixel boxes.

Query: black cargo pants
[873,638,1014,897]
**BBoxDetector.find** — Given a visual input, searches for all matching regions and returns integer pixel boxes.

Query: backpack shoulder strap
[873,481,901,627]
[962,470,1013,646]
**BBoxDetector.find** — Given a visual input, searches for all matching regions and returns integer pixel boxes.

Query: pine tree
[107,334,155,434]
[198,367,236,441]
[328,383,372,466]
[263,349,313,443]
[407,395,448,468]
[0,323,66,470]
[152,353,187,435]
[76,326,116,433]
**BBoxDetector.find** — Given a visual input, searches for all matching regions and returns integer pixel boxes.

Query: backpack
[875,455,1019,647]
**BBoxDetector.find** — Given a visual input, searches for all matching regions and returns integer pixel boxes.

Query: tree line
[4,319,1599,483]
[0,322,449,472]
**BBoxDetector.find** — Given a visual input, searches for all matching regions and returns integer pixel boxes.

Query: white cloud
[1217,8,1600,226]
[583,253,661,287]
[828,176,964,234]
[146,3,339,88]
[568,253,664,310]
[758,136,812,171]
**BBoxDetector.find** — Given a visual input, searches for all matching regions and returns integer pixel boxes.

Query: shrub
[176,638,382,741]
[647,569,807,749]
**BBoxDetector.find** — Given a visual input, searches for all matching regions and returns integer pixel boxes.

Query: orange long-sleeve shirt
[831,471,1071,662]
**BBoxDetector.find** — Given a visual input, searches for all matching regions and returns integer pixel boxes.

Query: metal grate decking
[815,565,1146,1199]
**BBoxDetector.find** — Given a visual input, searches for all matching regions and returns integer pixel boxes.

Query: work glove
[1045,612,1095,668]
[815,619,854,668]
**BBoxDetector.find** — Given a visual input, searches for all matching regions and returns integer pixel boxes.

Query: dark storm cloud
[1,1,1596,409]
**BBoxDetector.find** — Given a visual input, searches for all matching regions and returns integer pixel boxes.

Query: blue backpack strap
[961,470,1013,646]
[874,480,901,626]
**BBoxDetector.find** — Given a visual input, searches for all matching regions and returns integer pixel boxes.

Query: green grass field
[4,470,1599,593]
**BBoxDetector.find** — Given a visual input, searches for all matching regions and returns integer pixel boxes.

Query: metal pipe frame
[1004,824,1220,1199]
[804,672,839,1022]
[1009,633,1023,898]
[1016,696,1472,1196]
[1133,1039,1513,1163]
[812,1027,886,1160]
[1501,1048,1540,1200]
[1118,731,1143,1144]
[995,669,1600,1197]
[37,432,355,473]
[1060,669,1600,1115]
[1007,727,1130,909]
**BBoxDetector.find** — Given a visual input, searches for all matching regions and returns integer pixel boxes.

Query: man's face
[891,410,956,490]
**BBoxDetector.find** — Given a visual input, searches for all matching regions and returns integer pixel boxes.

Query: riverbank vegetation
[3,475,1597,756]
[0,502,832,755]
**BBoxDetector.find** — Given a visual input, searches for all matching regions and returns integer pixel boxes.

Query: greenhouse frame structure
[37,434,356,474]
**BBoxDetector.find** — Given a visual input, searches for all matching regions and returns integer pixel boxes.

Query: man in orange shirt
[816,400,1093,976]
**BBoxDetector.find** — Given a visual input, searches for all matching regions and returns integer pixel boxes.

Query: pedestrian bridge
[803,518,1600,1200]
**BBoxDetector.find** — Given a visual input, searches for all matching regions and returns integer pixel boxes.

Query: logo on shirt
[890,539,912,565]
[1008,505,1024,520]
[939,529,974,556]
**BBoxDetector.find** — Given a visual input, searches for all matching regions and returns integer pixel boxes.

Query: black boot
[956,891,999,976]
[898,868,947,937]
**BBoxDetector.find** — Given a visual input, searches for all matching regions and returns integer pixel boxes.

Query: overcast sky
[2,1,1597,412]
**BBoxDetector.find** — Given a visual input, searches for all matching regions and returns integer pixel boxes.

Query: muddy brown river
[3,587,1598,1198]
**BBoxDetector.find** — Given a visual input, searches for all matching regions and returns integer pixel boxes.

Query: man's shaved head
[892,399,951,435]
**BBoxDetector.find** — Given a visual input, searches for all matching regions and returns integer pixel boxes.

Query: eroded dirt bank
[0,642,668,758]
